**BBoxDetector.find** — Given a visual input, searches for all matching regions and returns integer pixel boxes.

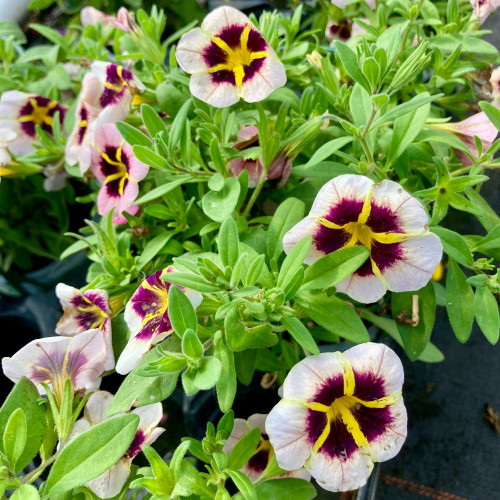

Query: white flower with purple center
[0,91,65,156]
[283,174,443,303]
[470,0,500,23]
[176,6,287,108]
[90,123,149,224]
[116,267,203,374]
[68,391,165,499]
[1,329,107,404]
[55,283,114,371]
[266,343,407,492]
[223,413,311,483]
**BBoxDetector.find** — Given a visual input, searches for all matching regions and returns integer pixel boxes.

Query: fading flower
[431,112,498,164]
[81,7,133,32]
[2,329,107,404]
[55,283,114,370]
[68,391,165,498]
[266,343,407,492]
[43,163,70,192]
[223,413,311,483]
[116,267,203,374]
[176,6,286,108]
[90,123,149,223]
[0,91,65,156]
[283,174,442,303]
[228,125,292,187]
[470,0,500,24]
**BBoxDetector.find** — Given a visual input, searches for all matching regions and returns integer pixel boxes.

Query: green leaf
[0,377,46,473]
[168,99,192,157]
[10,485,40,500]
[302,246,370,290]
[44,414,139,496]
[133,145,169,169]
[277,237,311,288]
[193,357,221,390]
[349,84,372,127]
[296,292,370,343]
[292,161,356,178]
[474,287,500,344]
[472,223,500,252]
[214,336,237,413]
[281,316,319,355]
[430,227,473,267]
[182,329,204,358]
[267,198,305,262]
[179,460,216,498]
[136,231,174,271]
[228,427,260,470]
[135,177,190,204]
[107,338,181,415]
[225,309,277,350]
[3,408,26,470]
[446,259,474,343]
[168,285,198,336]
[302,137,353,169]
[392,281,436,360]
[255,478,317,500]
[141,103,167,138]
[219,218,239,269]
[116,121,151,147]
[161,271,221,293]
[333,40,371,91]
[465,189,500,232]
[430,34,497,55]
[226,469,257,500]
[202,178,241,222]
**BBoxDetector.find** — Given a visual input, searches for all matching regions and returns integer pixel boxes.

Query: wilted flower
[0,91,65,156]
[55,283,114,370]
[65,72,102,173]
[223,413,311,483]
[90,123,149,223]
[116,267,203,374]
[228,125,292,187]
[431,112,498,164]
[490,67,500,106]
[2,329,107,404]
[176,6,286,107]
[81,6,133,32]
[470,0,500,24]
[283,174,442,303]
[266,343,407,492]
[68,391,165,498]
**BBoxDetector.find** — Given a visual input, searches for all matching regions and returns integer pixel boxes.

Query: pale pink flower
[470,0,500,24]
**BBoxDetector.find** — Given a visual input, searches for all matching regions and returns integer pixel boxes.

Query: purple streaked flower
[0,91,65,156]
[2,329,107,404]
[90,123,149,224]
[266,343,407,492]
[116,267,203,374]
[176,6,286,108]
[55,283,114,371]
[223,413,311,483]
[470,0,500,24]
[283,174,442,303]
[67,391,165,498]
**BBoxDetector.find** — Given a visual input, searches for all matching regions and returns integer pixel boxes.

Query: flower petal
[335,272,387,303]
[176,28,212,73]
[84,390,114,425]
[189,72,240,108]
[283,217,325,265]
[115,334,153,375]
[201,6,252,35]
[222,418,251,454]
[87,458,131,499]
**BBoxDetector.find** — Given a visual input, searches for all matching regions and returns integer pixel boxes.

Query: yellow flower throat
[102,145,128,196]
[18,98,58,127]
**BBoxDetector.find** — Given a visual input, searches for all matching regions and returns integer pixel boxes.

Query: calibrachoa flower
[65,72,102,173]
[90,123,149,224]
[283,174,442,303]
[470,0,500,24]
[81,6,133,32]
[223,413,311,483]
[228,125,292,187]
[55,283,114,371]
[0,91,65,156]
[2,329,107,404]
[431,112,498,164]
[176,6,287,108]
[68,391,165,498]
[116,267,203,374]
[266,343,407,492]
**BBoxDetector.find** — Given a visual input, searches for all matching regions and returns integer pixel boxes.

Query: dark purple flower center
[69,293,107,331]
[100,145,130,198]
[203,24,268,86]
[100,64,134,107]
[18,96,65,138]
[328,20,352,41]
[77,106,89,145]
[125,429,146,458]
[247,433,273,473]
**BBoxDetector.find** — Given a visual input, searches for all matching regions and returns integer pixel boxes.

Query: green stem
[242,167,267,219]
[23,449,62,484]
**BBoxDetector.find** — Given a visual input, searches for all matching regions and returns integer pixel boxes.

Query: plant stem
[23,449,62,484]
[242,167,267,219]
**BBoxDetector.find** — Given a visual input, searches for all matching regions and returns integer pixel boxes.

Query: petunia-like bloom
[176,6,287,108]
[470,0,500,24]
[228,125,292,187]
[266,343,407,492]
[81,6,133,32]
[91,123,149,223]
[2,329,107,404]
[65,72,102,173]
[223,413,311,483]
[431,112,498,165]
[68,391,165,498]
[116,267,203,374]
[55,283,114,371]
[0,91,65,156]
[283,174,442,303]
